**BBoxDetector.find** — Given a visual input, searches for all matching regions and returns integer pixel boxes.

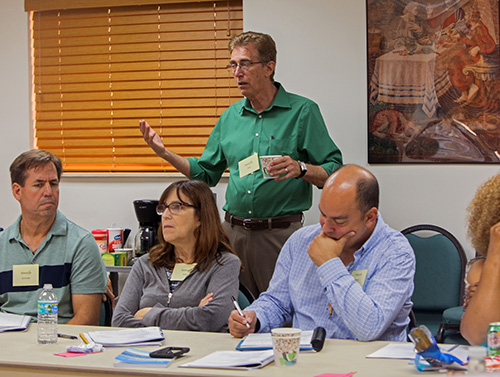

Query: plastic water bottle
[37,283,58,344]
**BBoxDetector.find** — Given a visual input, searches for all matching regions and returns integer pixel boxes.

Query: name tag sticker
[171,263,197,281]
[238,153,260,178]
[351,269,368,287]
[13,264,39,286]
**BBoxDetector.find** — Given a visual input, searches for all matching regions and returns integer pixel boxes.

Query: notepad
[82,327,164,347]
[114,348,173,368]
[365,343,469,362]
[0,312,31,332]
[180,350,274,370]
[236,330,314,351]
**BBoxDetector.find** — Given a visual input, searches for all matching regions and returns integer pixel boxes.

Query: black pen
[57,333,78,340]
[231,295,250,328]
[446,344,459,352]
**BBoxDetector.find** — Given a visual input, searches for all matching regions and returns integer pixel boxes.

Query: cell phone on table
[149,346,190,359]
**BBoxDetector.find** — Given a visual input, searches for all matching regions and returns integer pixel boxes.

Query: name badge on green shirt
[238,153,260,178]
[351,269,368,287]
[171,263,197,281]
[12,264,39,286]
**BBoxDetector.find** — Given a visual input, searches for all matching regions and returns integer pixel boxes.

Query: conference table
[0,324,454,377]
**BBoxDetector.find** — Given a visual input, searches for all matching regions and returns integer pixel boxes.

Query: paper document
[180,350,274,370]
[0,312,31,332]
[83,327,164,347]
[366,342,469,361]
[236,330,314,351]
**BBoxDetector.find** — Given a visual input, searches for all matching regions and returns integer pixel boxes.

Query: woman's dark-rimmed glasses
[156,201,195,216]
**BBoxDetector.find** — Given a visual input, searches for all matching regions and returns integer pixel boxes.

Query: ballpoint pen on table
[57,333,78,340]
[231,295,250,329]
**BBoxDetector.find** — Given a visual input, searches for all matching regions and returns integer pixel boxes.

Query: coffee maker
[133,199,161,259]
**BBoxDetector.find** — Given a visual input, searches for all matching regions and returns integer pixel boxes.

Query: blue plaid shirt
[248,213,415,342]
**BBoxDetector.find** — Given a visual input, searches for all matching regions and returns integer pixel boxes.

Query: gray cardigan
[111,251,241,332]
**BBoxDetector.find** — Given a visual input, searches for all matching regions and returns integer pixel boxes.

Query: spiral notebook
[81,327,164,347]
[180,350,274,370]
[236,330,314,351]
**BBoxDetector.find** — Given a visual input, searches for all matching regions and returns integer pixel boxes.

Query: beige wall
[1,0,498,257]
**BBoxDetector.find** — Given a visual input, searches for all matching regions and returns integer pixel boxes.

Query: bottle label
[38,302,58,315]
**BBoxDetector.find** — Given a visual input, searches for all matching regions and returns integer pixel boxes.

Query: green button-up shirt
[188,83,342,218]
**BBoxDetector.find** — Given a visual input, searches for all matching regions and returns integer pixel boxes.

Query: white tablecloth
[370,50,451,117]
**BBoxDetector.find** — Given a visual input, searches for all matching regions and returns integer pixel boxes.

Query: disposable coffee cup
[260,155,281,179]
[271,327,301,366]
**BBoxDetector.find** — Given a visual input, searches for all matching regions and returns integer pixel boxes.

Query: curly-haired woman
[461,174,500,345]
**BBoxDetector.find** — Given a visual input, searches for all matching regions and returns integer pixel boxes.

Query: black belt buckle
[242,218,253,229]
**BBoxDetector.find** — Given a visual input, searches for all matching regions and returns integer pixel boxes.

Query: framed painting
[367,0,500,163]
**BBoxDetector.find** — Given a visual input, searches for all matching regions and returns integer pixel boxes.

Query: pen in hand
[231,295,250,329]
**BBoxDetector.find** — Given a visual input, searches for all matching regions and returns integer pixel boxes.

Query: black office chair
[402,224,467,343]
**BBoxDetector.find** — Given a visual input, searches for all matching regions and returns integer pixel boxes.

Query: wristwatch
[297,161,307,179]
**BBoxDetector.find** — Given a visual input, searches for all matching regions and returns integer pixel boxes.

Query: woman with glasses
[112,180,241,332]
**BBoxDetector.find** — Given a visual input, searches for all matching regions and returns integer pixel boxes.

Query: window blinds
[29,1,243,172]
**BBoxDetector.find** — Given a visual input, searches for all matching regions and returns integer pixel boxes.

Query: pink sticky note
[55,351,102,358]
[314,373,356,377]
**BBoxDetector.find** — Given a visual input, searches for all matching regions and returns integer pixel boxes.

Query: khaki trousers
[222,220,302,299]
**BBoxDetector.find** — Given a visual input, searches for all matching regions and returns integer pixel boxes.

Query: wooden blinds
[30,1,243,172]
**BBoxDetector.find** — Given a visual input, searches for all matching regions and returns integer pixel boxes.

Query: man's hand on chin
[308,230,355,266]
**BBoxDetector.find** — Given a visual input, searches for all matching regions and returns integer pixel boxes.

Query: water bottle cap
[43,283,53,290]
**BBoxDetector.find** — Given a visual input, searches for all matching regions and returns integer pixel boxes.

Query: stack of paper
[114,348,172,368]
[366,343,469,362]
[81,327,164,347]
[180,350,274,370]
[0,312,31,332]
[236,330,314,351]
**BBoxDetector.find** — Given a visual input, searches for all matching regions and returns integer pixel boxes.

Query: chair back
[402,224,466,335]
[99,297,113,326]
[238,283,255,310]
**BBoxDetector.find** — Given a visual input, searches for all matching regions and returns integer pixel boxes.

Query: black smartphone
[149,346,190,359]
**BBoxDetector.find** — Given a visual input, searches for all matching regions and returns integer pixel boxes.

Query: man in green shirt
[140,31,342,297]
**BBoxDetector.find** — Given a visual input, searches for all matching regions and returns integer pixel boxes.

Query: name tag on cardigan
[12,264,39,286]
[238,153,259,177]
[171,263,197,281]
[351,269,368,288]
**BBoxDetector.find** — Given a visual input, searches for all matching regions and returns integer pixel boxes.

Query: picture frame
[367,0,500,163]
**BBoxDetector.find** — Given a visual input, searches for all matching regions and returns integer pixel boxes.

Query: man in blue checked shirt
[228,164,415,342]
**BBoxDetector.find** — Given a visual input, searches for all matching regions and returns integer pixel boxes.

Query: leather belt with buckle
[224,212,303,231]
